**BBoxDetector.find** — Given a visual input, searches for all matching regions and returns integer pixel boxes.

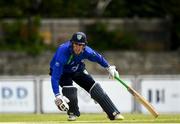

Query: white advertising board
[41,78,102,113]
[95,77,133,112]
[41,78,67,113]
[41,76,133,113]
[0,79,35,113]
[141,78,180,113]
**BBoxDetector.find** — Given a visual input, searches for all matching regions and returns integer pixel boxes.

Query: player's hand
[107,65,120,79]
[54,95,69,111]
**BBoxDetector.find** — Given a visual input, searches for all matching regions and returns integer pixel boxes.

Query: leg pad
[62,86,80,117]
[90,83,120,120]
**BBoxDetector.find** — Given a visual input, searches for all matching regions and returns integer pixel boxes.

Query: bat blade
[114,76,159,118]
[128,87,159,118]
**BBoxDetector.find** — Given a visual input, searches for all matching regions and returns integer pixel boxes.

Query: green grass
[0,113,180,123]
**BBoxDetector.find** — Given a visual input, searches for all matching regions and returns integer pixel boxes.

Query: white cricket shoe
[114,114,124,120]
[68,114,76,121]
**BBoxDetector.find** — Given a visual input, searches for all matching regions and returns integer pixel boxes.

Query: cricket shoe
[114,114,124,120]
[68,114,76,121]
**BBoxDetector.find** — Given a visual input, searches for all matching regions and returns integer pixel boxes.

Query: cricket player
[49,32,124,121]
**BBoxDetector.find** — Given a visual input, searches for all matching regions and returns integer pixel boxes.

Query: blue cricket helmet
[70,32,87,45]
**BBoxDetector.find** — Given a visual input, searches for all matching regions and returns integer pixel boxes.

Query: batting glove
[107,65,120,79]
[54,95,70,111]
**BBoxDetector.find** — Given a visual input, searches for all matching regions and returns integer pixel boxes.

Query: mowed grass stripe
[1,123,180,124]
[0,113,180,123]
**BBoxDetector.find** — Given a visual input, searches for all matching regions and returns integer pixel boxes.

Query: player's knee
[62,86,78,99]
[89,83,105,98]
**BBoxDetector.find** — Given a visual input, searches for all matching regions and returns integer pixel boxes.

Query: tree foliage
[0,0,179,18]
[0,16,47,55]
[0,0,180,51]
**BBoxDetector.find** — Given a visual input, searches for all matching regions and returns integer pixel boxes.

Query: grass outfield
[0,113,180,124]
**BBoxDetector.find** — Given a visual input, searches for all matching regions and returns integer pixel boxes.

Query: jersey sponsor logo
[72,64,79,72]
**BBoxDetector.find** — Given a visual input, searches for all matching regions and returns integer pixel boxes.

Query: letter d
[2,87,12,99]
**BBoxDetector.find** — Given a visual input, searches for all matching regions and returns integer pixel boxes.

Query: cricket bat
[115,76,159,118]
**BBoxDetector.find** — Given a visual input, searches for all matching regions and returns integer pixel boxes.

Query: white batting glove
[107,65,120,79]
[54,95,70,111]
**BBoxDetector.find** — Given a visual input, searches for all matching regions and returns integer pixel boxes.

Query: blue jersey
[50,41,109,96]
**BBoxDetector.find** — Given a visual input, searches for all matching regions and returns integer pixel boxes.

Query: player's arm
[86,46,109,67]
[86,46,119,78]
[50,48,69,111]
[51,60,63,96]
